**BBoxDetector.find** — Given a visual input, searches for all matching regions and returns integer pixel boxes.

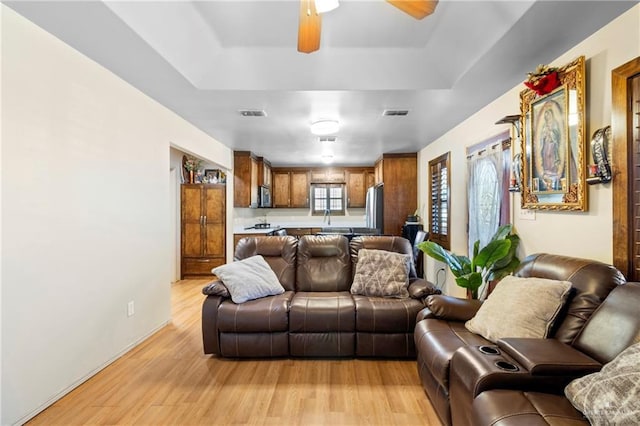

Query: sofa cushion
[296,235,352,292]
[217,291,294,332]
[290,292,355,332]
[565,342,640,425]
[212,255,285,304]
[465,275,572,343]
[234,236,298,291]
[353,295,423,332]
[350,249,411,298]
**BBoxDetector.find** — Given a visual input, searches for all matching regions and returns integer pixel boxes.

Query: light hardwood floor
[28,279,440,425]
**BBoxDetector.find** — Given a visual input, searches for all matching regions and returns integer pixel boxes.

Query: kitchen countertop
[233,221,367,234]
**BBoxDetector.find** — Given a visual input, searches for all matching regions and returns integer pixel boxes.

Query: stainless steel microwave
[259,185,271,208]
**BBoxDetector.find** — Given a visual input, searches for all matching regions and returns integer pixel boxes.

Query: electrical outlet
[519,208,536,221]
[127,301,135,317]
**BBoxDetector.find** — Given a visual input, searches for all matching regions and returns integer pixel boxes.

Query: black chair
[412,230,428,278]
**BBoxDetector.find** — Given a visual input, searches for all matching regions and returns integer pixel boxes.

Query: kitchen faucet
[323,208,331,226]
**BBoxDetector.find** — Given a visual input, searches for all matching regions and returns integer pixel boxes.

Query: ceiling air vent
[318,137,337,143]
[382,109,409,116]
[239,110,267,117]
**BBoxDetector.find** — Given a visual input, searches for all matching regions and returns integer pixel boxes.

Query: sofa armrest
[497,338,602,376]
[424,294,482,321]
[202,295,224,354]
[202,279,230,298]
[408,278,441,300]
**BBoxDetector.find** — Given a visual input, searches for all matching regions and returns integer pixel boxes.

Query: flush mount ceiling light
[321,154,334,164]
[310,120,339,136]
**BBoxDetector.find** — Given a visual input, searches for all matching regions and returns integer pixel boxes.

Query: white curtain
[468,146,503,256]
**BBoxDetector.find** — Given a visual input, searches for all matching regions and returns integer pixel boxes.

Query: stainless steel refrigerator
[365,183,384,235]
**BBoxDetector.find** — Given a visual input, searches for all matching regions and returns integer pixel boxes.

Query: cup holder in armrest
[478,345,500,355]
[494,360,519,372]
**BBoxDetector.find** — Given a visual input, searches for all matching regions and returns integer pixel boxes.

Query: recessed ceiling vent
[239,110,267,117]
[382,109,409,116]
[318,136,337,143]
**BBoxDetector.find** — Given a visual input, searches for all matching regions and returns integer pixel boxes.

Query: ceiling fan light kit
[298,0,437,54]
[315,0,339,14]
[311,120,339,136]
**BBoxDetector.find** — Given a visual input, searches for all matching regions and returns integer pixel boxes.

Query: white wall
[0,6,232,424]
[419,5,640,297]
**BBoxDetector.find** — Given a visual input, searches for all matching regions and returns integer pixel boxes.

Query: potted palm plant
[418,224,520,299]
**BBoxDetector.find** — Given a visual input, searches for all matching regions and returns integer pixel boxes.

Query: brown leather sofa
[202,234,439,358]
[413,253,626,426]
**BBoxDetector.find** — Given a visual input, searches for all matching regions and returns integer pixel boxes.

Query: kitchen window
[311,183,345,216]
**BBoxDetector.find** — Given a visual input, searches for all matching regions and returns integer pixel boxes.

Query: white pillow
[350,249,411,298]
[212,255,285,304]
[465,275,572,343]
[565,342,640,425]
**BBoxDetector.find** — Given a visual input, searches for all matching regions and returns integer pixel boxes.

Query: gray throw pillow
[350,249,411,298]
[212,255,285,304]
[465,275,572,343]
[565,342,640,425]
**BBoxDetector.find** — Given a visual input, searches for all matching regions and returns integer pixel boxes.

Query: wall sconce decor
[587,126,612,185]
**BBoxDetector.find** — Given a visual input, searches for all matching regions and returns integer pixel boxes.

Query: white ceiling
[6,0,637,166]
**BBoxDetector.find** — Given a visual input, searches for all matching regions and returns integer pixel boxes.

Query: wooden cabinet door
[366,170,375,190]
[203,185,225,257]
[290,171,310,208]
[273,171,291,207]
[182,185,203,257]
[374,159,383,184]
[250,157,259,207]
[264,163,272,187]
[347,170,366,208]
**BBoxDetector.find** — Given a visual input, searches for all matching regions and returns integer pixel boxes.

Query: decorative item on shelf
[524,64,560,96]
[587,126,612,185]
[205,169,226,184]
[496,114,523,193]
[183,155,203,184]
[418,224,521,300]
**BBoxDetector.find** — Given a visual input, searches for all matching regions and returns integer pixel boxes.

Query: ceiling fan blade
[298,0,322,53]
[387,0,439,20]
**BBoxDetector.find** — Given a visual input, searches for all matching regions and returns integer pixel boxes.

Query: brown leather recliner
[202,235,298,357]
[202,234,439,358]
[470,281,640,426]
[413,253,626,426]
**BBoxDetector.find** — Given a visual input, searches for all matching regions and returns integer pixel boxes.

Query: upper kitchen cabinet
[257,156,272,188]
[375,154,417,236]
[234,151,259,208]
[346,168,375,208]
[310,168,345,183]
[272,169,310,208]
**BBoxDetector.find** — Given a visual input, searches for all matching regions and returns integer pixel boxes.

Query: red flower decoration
[524,71,560,96]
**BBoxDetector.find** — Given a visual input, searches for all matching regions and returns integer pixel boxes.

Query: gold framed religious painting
[520,56,587,211]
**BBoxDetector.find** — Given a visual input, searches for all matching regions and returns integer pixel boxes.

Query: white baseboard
[14,321,170,426]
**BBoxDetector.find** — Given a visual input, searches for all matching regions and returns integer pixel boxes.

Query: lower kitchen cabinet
[181,184,226,278]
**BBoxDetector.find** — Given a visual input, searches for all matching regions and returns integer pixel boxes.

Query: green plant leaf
[418,241,464,276]
[455,272,483,294]
[489,258,521,281]
[490,224,513,242]
[492,234,520,270]
[475,239,511,269]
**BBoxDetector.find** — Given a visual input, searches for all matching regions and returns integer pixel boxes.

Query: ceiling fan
[298,0,439,53]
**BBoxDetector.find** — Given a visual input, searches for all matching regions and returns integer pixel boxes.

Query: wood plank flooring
[28,279,440,425]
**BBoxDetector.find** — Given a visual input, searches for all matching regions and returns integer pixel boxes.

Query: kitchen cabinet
[272,169,310,208]
[257,157,272,187]
[346,168,374,208]
[310,168,345,183]
[234,151,259,208]
[374,154,417,236]
[181,184,226,278]
[284,227,322,238]
[233,233,267,250]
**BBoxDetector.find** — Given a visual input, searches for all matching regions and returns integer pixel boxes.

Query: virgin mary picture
[531,87,569,193]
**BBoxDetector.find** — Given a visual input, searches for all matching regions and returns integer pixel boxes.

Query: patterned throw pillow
[465,275,572,343]
[565,342,640,425]
[350,249,411,298]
